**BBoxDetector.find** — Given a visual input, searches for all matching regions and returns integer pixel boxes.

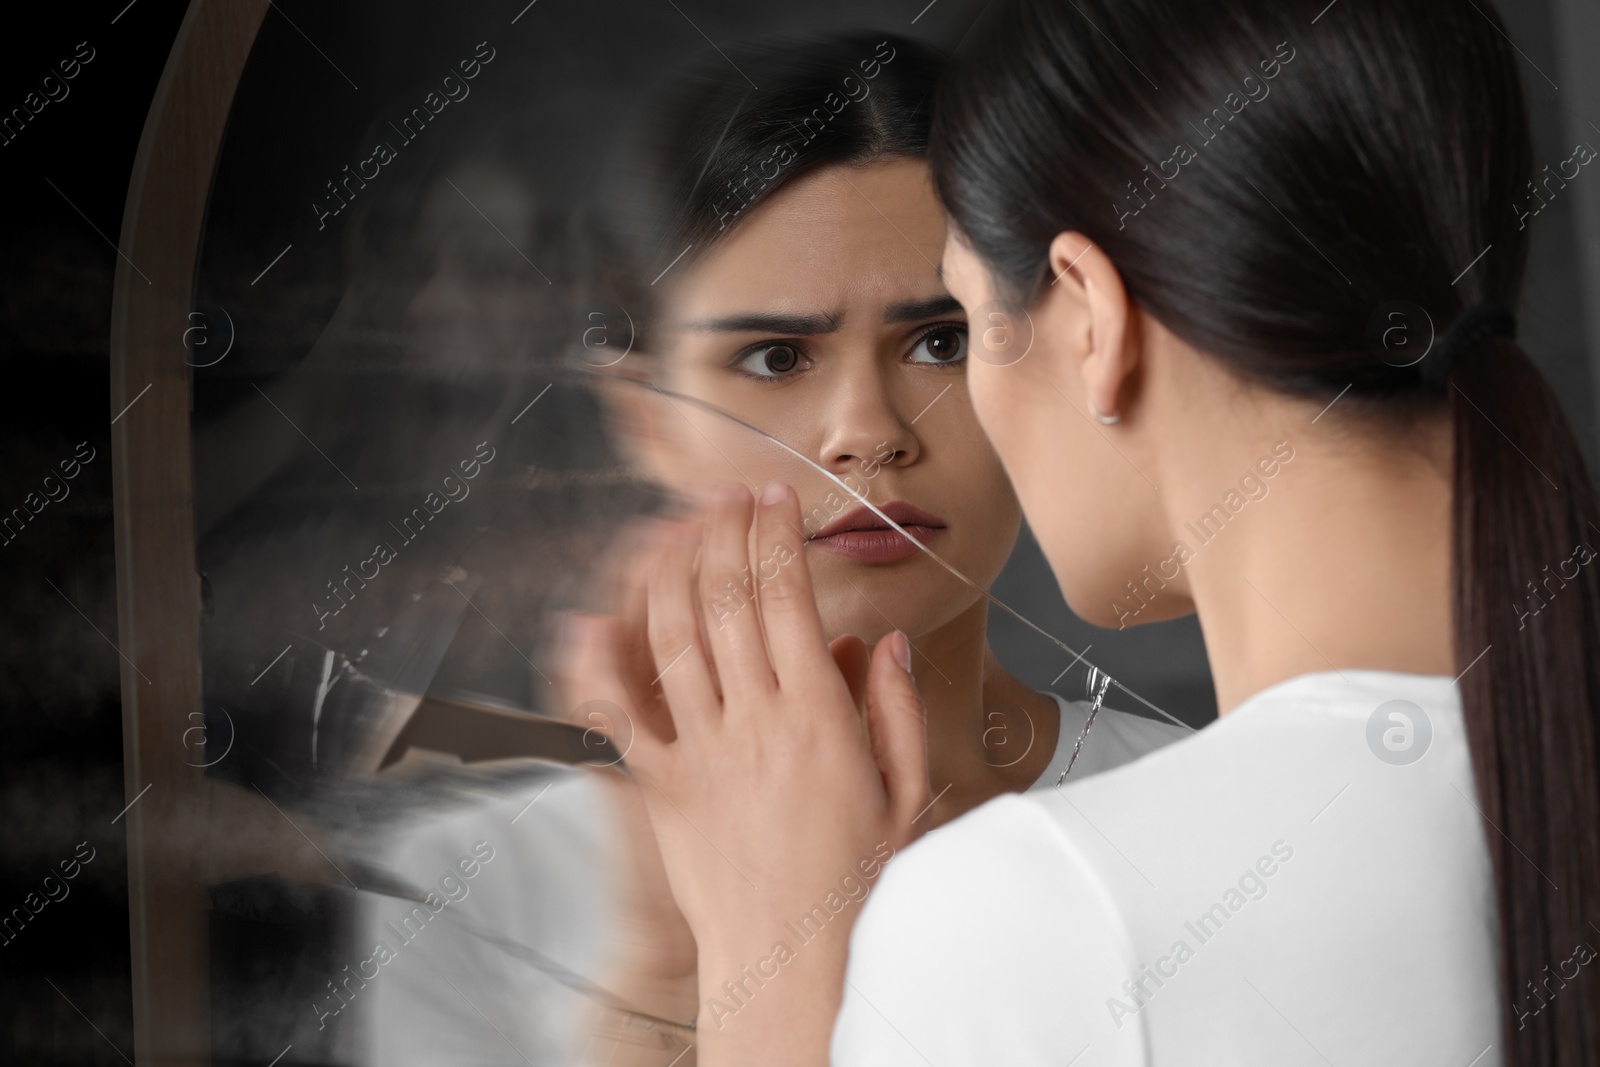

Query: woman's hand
[556,529,700,1065]
[564,481,931,1067]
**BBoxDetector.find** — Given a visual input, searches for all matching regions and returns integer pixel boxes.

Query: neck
[908,597,1061,826]
[1170,416,1456,714]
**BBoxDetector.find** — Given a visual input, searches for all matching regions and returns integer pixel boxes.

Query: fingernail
[760,481,789,506]
[893,630,913,673]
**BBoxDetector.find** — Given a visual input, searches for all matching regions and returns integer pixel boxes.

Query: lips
[807,501,948,564]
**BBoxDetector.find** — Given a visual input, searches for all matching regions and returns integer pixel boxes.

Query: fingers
[611,519,668,734]
[645,517,722,743]
[696,483,776,700]
[866,631,931,839]
[751,482,836,682]
[554,518,654,722]
[553,520,678,751]
[564,613,668,772]
[593,517,657,618]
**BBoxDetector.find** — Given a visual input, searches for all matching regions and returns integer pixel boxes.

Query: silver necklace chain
[1057,666,1113,787]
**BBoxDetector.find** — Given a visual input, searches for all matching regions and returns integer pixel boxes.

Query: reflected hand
[557,533,699,1064]
[565,482,931,1067]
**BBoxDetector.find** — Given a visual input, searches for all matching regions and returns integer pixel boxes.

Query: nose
[816,365,919,477]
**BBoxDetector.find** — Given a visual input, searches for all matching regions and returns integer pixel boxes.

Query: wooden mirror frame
[110,2,269,1062]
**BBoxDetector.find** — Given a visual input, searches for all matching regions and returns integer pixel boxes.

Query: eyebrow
[682,294,962,335]
[883,295,963,324]
[686,310,844,334]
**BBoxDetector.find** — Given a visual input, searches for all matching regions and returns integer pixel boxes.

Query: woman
[574,34,1189,1064]
[566,1,1600,1065]
[366,34,1184,1067]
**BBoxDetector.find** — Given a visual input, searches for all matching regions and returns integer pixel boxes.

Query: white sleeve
[831,794,1149,1067]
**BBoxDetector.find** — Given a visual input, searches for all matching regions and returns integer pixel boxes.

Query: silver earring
[1090,402,1120,426]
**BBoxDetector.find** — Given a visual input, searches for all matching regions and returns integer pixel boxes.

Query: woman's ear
[1040,232,1138,424]
[594,358,684,488]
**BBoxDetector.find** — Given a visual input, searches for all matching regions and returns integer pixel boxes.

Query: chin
[817,612,893,646]
[1045,560,1116,626]
[813,579,931,645]
[1060,592,1122,630]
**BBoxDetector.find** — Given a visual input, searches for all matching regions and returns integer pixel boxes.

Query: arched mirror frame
[110,3,275,1062]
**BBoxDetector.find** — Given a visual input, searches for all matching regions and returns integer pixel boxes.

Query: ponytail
[1450,338,1600,1060]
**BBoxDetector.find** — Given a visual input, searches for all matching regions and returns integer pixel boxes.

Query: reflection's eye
[733,342,808,379]
[908,325,967,365]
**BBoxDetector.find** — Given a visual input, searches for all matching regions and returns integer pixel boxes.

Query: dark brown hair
[592,33,942,351]
[932,1,1600,1061]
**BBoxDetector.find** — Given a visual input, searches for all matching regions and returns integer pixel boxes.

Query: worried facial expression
[628,159,1022,641]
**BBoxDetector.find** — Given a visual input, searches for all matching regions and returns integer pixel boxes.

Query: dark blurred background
[1,0,1596,1063]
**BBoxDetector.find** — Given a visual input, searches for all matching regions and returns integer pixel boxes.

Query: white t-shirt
[356,695,1186,1065]
[833,671,1501,1067]
[354,771,619,1067]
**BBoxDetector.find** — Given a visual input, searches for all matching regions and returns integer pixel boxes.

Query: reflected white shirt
[359,694,1184,1065]
[833,671,1500,1067]
[1034,691,1192,788]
